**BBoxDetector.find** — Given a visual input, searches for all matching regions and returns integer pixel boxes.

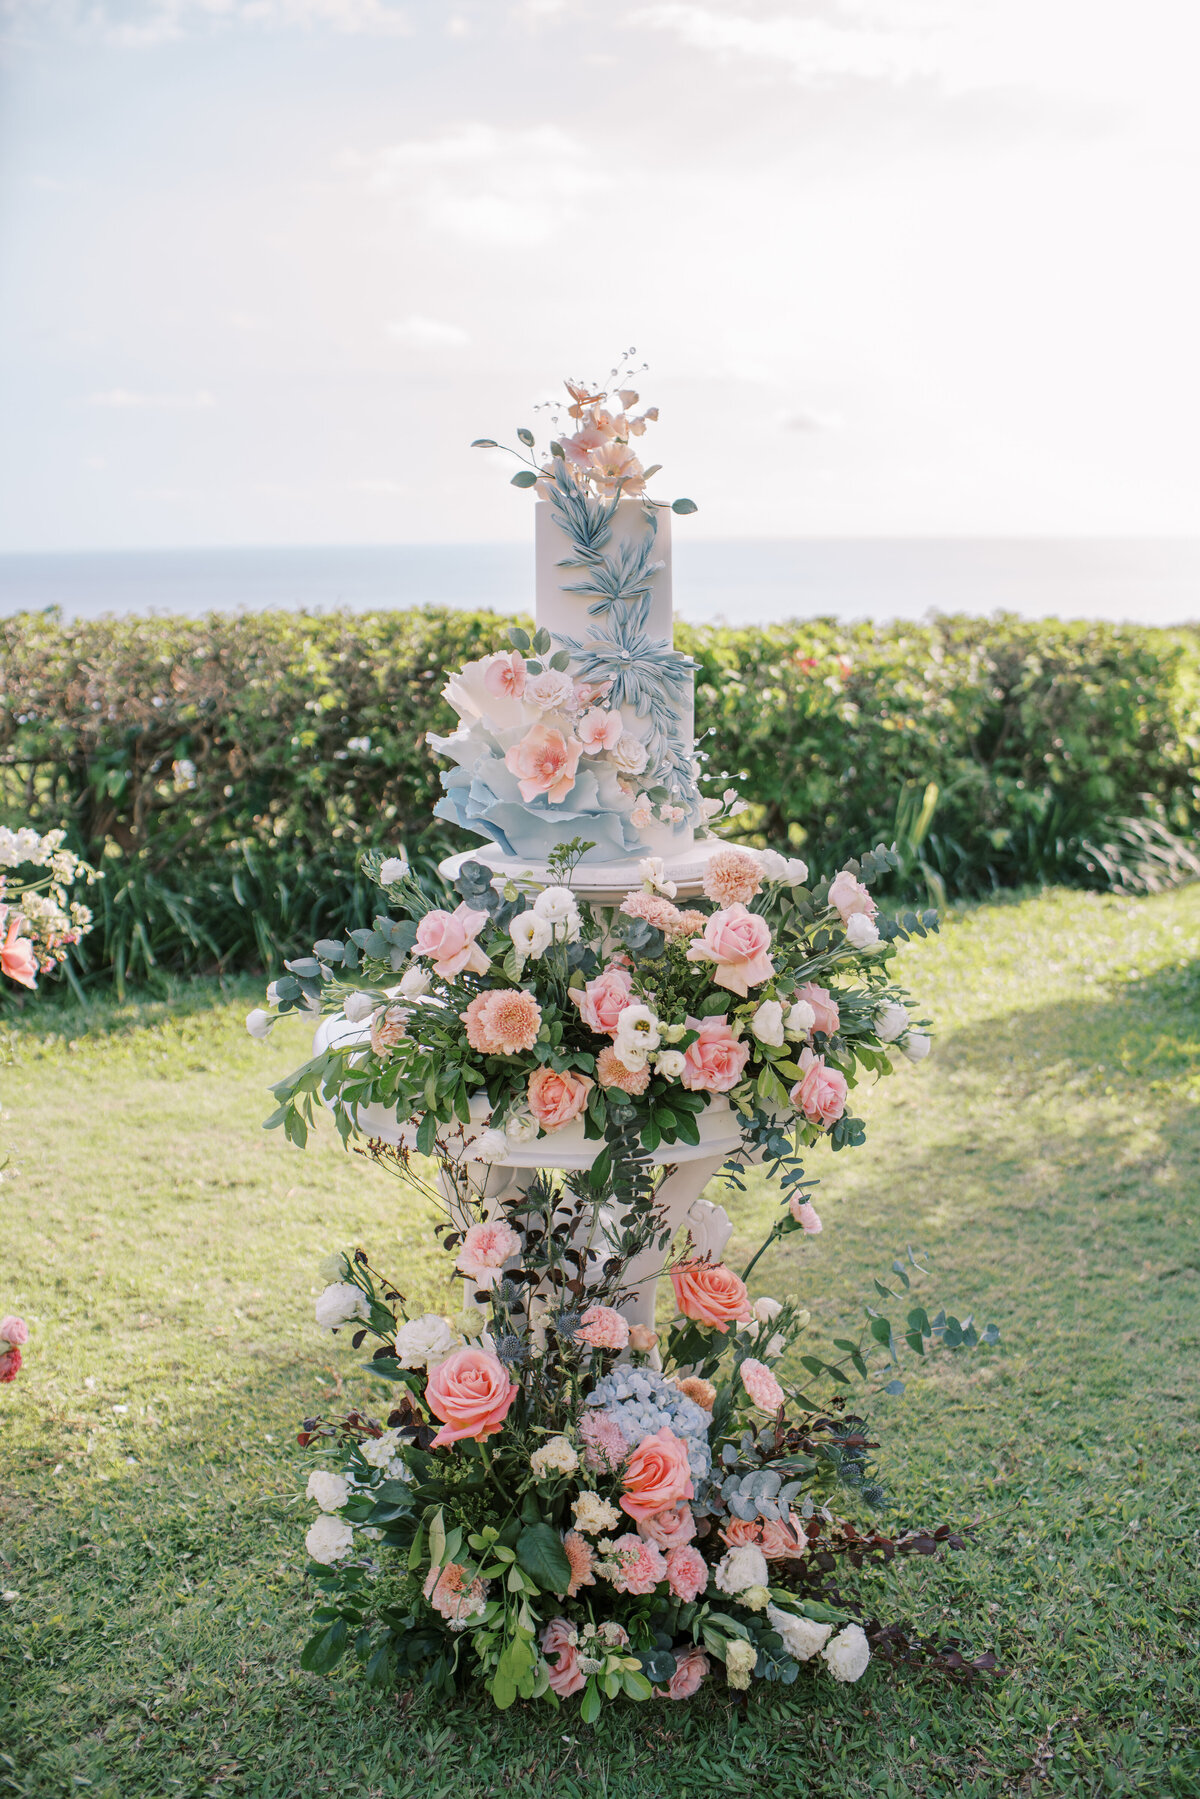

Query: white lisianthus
[529,1436,580,1481]
[750,1000,785,1048]
[767,1605,833,1662]
[903,1032,932,1062]
[467,1127,509,1164]
[845,913,880,949]
[752,1295,783,1324]
[638,856,677,898]
[510,910,553,961]
[533,885,581,942]
[306,1469,351,1512]
[397,964,431,999]
[314,1282,370,1332]
[342,990,377,1024]
[245,1008,273,1040]
[265,980,282,1007]
[759,848,809,884]
[785,999,816,1039]
[875,1001,909,1043]
[305,1514,355,1564]
[505,1109,540,1144]
[379,854,409,885]
[821,1622,871,1683]
[614,1004,661,1067]
[394,1313,459,1370]
[765,1333,787,1359]
[714,1544,769,1594]
[654,1049,687,1080]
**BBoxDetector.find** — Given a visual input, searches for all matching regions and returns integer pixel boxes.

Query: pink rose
[670,1261,753,1333]
[576,707,624,754]
[483,650,526,701]
[456,1219,522,1287]
[1,914,38,990]
[760,1514,807,1560]
[424,1346,518,1446]
[414,902,491,979]
[574,1305,630,1352]
[619,1426,695,1521]
[660,1645,709,1699]
[527,1065,593,1132]
[638,1502,697,1551]
[680,1017,751,1093]
[664,1546,708,1604]
[504,724,583,803]
[828,868,877,921]
[569,964,634,1036]
[790,1047,847,1127]
[790,1196,823,1233]
[541,1618,586,1697]
[0,1315,29,1348]
[794,981,840,1037]
[685,903,775,997]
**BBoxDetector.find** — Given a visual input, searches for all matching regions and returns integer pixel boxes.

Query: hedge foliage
[2,607,1198,985]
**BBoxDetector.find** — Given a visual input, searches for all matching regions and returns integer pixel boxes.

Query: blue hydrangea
[585,1368,712,1482]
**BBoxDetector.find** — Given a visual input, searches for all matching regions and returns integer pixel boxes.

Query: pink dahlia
[574,1305,630,1352]
[702,847,763,907]
[665,1544,709,1602]
[606,1533,667,1596]
[596,1044,650,1095]
[739,1356,786,1413]
[461,988,542,1056]
[563,1529,596,1597]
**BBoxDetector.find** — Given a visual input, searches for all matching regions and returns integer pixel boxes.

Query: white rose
[766,1604,832,1662]
[655,1049,686,1080]
[875,1002,909,1043]
[821,1622,871,1683]
[750,1000,785,1048]
[505,1110,540,1144]
[638,856,676,898]
[785,999,816,1038]
[305,1514,355,1565]
[510,911,553,960]
[245,1008,273,1040]
[845,914,880,949]
[307,1469,351,1512]
[394,1312,458,1369]
[314,1282,370,1332]
[342,990,377,1024]
[611,732,650,775]
[685,1197,733,1262]
[614,1004,661,1064]
[525,669,576,712]
[714,1544,770,1595]
[752,1296,782,1324]
[468,1127,509,1164]
[379,854,409,885]
[398,965,431,999]
[903,1032,931,1061]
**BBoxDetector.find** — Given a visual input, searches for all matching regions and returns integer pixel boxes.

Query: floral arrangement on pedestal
[254,838,1000,1710]
[0,825,99,994]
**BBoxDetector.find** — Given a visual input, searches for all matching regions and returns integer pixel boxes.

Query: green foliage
[2,606,1198,985]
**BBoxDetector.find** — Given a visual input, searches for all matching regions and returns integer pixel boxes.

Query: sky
[0,0,1198,551]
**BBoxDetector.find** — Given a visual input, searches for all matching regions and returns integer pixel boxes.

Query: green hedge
[2,607,1197,985]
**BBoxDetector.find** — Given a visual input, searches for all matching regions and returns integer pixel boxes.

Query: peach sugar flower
[482,650,526,701]
[423,1561,488,1627]
[414,901,491,979]
[606,1534,667,1595]
[574,1305,630,1352]
[460,988,542,1055]
[739,1356,786,1412]
[541,1618,586,1696]
[790,1047,848,1126]
[619,1426,694,1521]
[527,1065,593,1131]
[670,1261,753,1333]
[570,964,633,1035]
[702,847,762,908]
[576,707,624,754]
[596,1044,651,1095]
[794,981,840,1037]
[563,1530,596,1597]
[369,1004,408,1056]
[680,1017,751,1094]
[504,724,583,803]
[657,1645,710,1699]
[456,1218,522,1287]
[664,1545,708,1604]
[685,903,775,996]
[423,1346,518,1447]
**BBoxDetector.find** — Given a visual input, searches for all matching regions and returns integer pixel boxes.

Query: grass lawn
[1,886,1198,1799]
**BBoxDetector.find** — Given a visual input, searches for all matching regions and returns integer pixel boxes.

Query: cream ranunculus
[785,999,816,1039]
[314,1282,370,1332]
[821,1622,871,1683]
[306,1514,355,1564]
[655,1049,687,1080]
[750,999,785,1047]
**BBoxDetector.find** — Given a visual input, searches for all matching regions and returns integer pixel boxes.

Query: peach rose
[760,1514,807,1560]
[828,868,877,921]
[576,707,624,754]
[414,902,490,979]
[790,1047,848,1127]
[636,1502,697,1551]
[504,724,583,803]
[685,903,775,996]
[680,1017,751,1094]
[483,649,526,701]
[541,1618,586,1697]
[570,965,634,1035]
[527,1064,593,1131]
[1,914,37,990]
[660,1645,709,1698]
[719,1517,763,1549]
[424,1346,518,1446]
[794,981,840,1037]
[670,1260,753,1333]
[619,1426,695,1521]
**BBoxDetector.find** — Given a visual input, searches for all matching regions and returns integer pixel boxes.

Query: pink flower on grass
[607,1533,667,1595]
[541,1618,586,1696]
[828,869,877,922]
[790,1048,848,1127]
[790,1196,823,1233]
[576,708,624,754]
[414,902,490,979]
[739,1357,786,1413]
[596,1044,650,1095]
[680,1017,751,1093]
[702,847,762,907]
[483,650,526,702]
[504,724,584,803]
[0,1316,29,1349]
[794,981,840,1037]
[461,988,542,1055]
[637,1503,697,1551]
[563,1530,596,1597]
[570,965,633,1035]
[658,1646,710,1699]
[579,1410,629,1472]
[670,1261,752,1333]
[686,903,774,997]
[527,1066,593,1131]
[665,1545,709,1603]
[620,1426,694,1521]
[0,914,37,990]
[424,1347,517,1446]
[574,1305,630,1352]
[456,1219,521,1288]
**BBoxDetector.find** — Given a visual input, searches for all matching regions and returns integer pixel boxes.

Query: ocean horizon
[0,537,1196,628]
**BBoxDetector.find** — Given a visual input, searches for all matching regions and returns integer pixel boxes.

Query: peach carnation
[670,1260,753,1333]
[672,909,708,937]
[606,1533,667,1595]
[702,846,763,907]
[504,723,583,804]
[527,1065,593,1131]
[596,1044,651,1095]
[620,891,683,933]
[574,1304,630,1352]
[563,1529,596,1597]
[456,1218,521,1287]
[578,1410,629,1472]
[675,1375,716,1411]
[790,1047,848,1127]
[739,1356,786,1412]
[665,1545,709,1603]
[541,1618,586,1696]
[794,981,840,1038]
[460,988,542,1055]
[423,1561,487,1626]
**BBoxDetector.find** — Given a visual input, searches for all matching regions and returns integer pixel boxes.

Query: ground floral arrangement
[252,835,1000,1711]
[0,825,98,995]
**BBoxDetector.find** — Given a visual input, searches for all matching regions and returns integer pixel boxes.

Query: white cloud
[387,315,470,348]
[87,389,217,409]
[340,122,612,245]
[347,477,408,495]
[630,3,937,88]
[3,0,412,46]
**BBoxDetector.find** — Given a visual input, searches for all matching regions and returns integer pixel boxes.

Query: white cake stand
[438,837,731,908]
